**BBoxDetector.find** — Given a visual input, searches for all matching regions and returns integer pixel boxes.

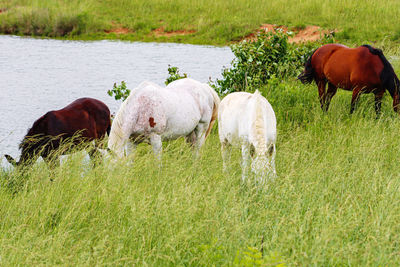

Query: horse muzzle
[4,154,18,166]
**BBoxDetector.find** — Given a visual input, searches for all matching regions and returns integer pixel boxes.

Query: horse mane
[297,48,317,84]
[362,44,400,96]
[108,95,131,153]
[19,113,50,157]
[204,85,220,138]
[251,90,267,152]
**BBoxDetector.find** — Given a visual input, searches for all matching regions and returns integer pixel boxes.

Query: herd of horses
[4,43,400,183]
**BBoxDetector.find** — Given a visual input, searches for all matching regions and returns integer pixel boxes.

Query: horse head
[4,154,18,166]
[4,133,50,167]
[250,144,276,183]
[4,145,39,167]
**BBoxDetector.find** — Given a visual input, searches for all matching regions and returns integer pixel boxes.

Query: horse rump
[297,50,317,84]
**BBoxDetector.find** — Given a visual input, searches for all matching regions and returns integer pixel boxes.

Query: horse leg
[386,87,400,113]
[270,144,277,179]
[184,131,196,146]
[192,123,208,158]
[89,143,105,167]
[241,142,251,183]
[350,87,363,114]
[149,133,162,162]
[393,91,400,113]
[317,80,327,111]
[88,147,100,160]
[125,140,138,156]
[43,155,60,170]
[221,140,232,172]
[324,83,338,112]
[374,90,385,118]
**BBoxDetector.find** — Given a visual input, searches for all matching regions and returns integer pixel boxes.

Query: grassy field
[2,0,400,265]
[1,0,400,44]
[2,79,400,265]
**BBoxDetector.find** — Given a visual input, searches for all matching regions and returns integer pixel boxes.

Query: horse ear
[4,154,17,166]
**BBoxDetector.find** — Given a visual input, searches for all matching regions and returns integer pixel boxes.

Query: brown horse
[298,44,400,115]
[5,98,111,166]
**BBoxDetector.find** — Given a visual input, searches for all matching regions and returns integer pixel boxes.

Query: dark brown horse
[5,98,111,166]
[298,44,400,115]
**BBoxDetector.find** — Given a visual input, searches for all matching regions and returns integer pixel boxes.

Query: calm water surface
[0,35,233,163]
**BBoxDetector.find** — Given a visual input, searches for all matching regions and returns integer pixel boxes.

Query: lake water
[0,35,234,164]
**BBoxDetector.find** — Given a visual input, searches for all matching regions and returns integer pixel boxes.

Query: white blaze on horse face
[219,90,277,183]
[108,78,220,161]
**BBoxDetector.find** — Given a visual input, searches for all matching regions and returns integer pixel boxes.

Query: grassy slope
[2,80,400,265]
[1,0,400,45]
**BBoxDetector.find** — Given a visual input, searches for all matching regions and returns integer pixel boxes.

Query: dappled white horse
[218,90,277,183]
[108,78,220,159]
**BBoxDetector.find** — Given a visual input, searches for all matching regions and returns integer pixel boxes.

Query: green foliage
[234,247,285,266]
[198,240,285,266]
[212,31,332,95]
[107,81,130,101]
[165,65,188,85]
[53,12,88,36]
[0,6,90,37]
[2,0,400,44]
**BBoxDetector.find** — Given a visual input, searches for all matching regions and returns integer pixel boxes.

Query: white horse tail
[205,85,221,138]
[251,90,267,150]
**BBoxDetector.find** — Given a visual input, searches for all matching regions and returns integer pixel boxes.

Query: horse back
[219,92,276,145]
[314,44,384,90]
[311,44,348,80]
[25,98,110,141]
[56,98,111,138]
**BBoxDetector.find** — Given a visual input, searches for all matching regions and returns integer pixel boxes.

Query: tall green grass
[2,79,400,265]
[1,0,400,44]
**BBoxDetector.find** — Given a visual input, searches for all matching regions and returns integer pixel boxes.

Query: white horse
[218,90,277,183]
[108,78,220,159]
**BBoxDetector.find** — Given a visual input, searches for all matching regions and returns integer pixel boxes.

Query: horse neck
[108,99,131,156]
[19,114,49,157]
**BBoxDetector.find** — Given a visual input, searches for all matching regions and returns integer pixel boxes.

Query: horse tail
[106,123,111,136]
[205,85,221,139]
[297,49,317,84]
[362,45,400,97]
[251,90,267,149]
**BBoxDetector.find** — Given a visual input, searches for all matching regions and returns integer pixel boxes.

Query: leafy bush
[165,65,187,85]
[107,81,130,101]
[52,12,88,36]
[234,247,285,266]
[0,7,89,37]
[212,31,333,95]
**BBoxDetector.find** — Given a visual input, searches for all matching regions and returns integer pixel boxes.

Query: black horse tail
[297,49,317,84]
[362,45,400,97]
[106,124,111,136]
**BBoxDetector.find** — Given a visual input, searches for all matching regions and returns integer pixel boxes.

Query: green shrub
[52,12,88,36]
[165,65,188,85]
[0,7,89,37]
[234,247,285,266]
[0,7,51,35]
[108,81,130,101]
[212,31,333,95]
[23,8,51,35]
